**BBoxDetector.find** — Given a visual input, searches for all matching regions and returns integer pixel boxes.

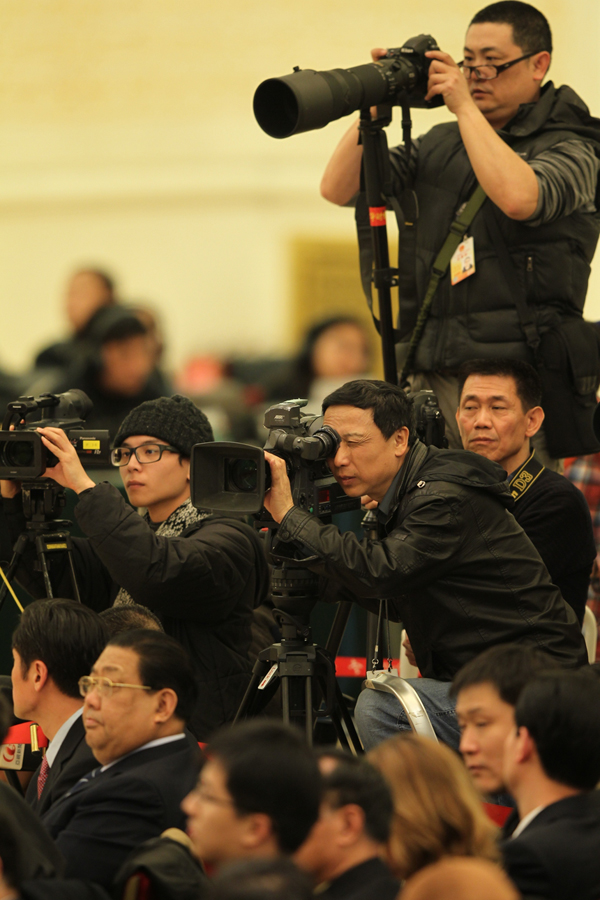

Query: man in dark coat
[2,394,270,739]
[42,629,201,890]
[501,670,600,900]
[10,599,108,816]
[264,379,587,750]
[456,358,596,623]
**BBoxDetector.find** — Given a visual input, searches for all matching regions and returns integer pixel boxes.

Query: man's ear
[337,803,367,846]
[531,51,551,83]
[31,660,49,694]
[515,725,536,765]
[240,812,275,850]
[153,688,179,723]
[525,406,545,439]
[393,427,410,457]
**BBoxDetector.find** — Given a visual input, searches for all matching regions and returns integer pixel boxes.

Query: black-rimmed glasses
[110,443,180,467]
[458,51,543,81]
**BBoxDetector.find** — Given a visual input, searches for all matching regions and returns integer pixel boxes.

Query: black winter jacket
[277,442,587,679]
[4,483,270,739]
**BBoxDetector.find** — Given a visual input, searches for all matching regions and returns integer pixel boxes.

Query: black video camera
[253,34,443,139]
[190,399,361,519]
[0,390,111,480]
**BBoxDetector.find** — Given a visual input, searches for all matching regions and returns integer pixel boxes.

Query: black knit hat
[113,394,214,456]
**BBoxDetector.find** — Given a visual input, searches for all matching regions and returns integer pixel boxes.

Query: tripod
[234,547,363,753]
[0,480,81,612]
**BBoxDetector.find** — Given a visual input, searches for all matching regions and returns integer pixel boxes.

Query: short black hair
[100,604,164,637]
[12,599,108,700]
[107,629,198,724]
[470,2,552,54]
[322,756,394,844]
[212,858,313,900]
[515,670,600,790]
[0,695,11,744]
[208,720,321,854]
[457,358,542,412]
[450,644,560,706]
[322,379,416,443]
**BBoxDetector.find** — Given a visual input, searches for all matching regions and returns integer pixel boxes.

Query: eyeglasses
[458,51,543,81]
[78,675,153,698]
[110,443,180,467]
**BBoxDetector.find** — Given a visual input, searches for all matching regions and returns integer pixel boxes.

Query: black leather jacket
[277,441,587,679]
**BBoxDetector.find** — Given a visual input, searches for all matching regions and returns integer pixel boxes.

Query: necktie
[37,755,50,799]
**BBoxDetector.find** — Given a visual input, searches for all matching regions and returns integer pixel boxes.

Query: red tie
[37,755,50,800]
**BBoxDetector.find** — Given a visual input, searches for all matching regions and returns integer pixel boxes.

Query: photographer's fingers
[263,452,294,524]
[370,47,387,62]
[0,480,21,499]
[37,427,95,494]
[361,494,379,510]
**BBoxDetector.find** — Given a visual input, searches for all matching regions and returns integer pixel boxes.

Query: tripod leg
[65,550,81,603]
[0,534,29,612]
[234,659,274,723]
[37,552,54,600]
[317,671,364,755]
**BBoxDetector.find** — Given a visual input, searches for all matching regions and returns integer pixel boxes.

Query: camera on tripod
[190,399,361,519]
[0,389,111,480]
[253,34,443,139]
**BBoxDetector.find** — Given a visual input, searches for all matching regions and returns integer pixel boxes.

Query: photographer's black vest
[395,82,600,373]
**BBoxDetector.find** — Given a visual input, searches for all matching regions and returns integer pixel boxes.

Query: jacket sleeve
[277,492,464,605]
[74,483,260,622]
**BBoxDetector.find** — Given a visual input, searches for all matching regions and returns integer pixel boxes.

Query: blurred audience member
[11,599,108,815]
[451,644,560,805]
[41,629,201,889]
[99,603,164,637]
[295,754,399,900]
[182,720,321,871]
[368,733,499,882]
[564,451,600,657]
[400,858,519,900]
[212,858,313,900]
[265,317,373,411]
[502,670,600,900]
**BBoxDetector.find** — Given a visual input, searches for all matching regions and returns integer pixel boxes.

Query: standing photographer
[263,379,587,751]
[321,2,600,457]
[1,394,269,739]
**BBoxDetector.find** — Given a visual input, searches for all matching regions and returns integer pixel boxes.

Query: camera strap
[399,183,487,384]
[509,450,545,502]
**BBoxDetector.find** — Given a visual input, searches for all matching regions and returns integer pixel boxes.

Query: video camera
[0,390,111,480]
[190,399,360,519]
[253,34,443,139]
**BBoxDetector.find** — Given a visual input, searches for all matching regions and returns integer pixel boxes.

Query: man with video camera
[321,2,600,459]
[1,394,270,740]
[263,379,587,750]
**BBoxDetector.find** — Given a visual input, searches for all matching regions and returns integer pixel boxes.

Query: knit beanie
[113,394,214,455]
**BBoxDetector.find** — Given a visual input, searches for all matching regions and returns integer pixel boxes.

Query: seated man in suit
[295,753,399,900]
[182,720,320,871]
[11,598,108,816]
[42,628,201,890]
[502,670,600,900]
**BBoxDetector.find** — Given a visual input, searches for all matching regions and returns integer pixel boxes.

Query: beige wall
[1,0,599,375]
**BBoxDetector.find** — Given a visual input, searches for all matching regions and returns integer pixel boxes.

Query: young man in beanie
[1,394,270,739]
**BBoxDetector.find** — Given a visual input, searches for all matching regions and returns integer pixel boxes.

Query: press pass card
[451,236,476,285]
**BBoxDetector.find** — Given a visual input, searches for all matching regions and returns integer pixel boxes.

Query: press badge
[450,236,476,285]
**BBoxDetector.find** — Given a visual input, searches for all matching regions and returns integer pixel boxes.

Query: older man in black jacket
[264,380,586,750]
[2,394,270,739]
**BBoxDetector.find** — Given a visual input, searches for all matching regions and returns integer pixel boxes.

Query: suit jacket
[319,857,400,900]
[0,781,64,879]
[41,737,201,890]
[502,791,600,900]
[26,714,97,817]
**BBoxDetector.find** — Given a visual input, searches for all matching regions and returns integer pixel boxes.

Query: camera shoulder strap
[398,183,487,384]
[509,450,545,502]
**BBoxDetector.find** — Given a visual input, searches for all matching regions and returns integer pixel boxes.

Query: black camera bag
[484,203,600,458]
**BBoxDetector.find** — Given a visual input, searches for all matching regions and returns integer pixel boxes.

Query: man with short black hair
[182,720,321,869]
[451,643,559,799]
[11,598,108,815]
[456,358,595,623]
[295,755,399,900]
[2,394,270,739]
[321,2,600,459]
[264,378,587,750]
[99,603,164,636]
[41,629,202,889]
[501,671,600,900]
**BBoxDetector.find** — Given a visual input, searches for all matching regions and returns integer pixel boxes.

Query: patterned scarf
[113,499,212,607]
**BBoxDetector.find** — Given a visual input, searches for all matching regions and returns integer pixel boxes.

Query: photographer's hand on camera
[37,427,96,494]
[263,452,294,524]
